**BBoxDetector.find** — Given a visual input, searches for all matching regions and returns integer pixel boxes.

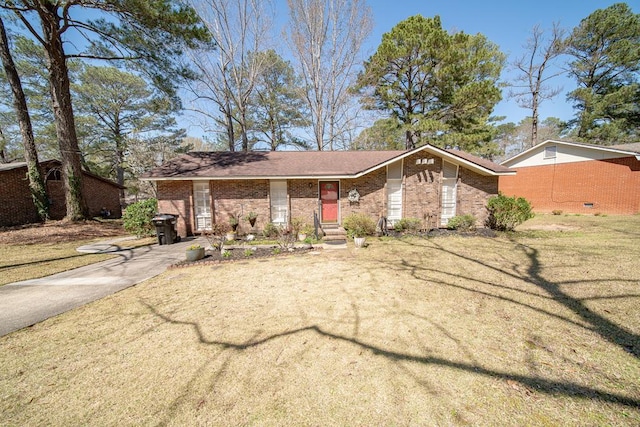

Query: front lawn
[0,220,155,286]
[1,215,638,425]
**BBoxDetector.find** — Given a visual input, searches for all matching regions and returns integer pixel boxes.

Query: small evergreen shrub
[262,222,280,238]
[447,214,476,231]
[342,213,376,238]
[485,193,534,231]
[393,217,422,233]
[123,198,157,237]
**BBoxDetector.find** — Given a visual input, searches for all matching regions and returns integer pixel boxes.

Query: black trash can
[152,214,180,245]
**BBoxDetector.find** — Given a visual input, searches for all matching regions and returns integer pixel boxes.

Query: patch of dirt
[516,224,578,232]
[172,245,317,268]
[0,220,127,245]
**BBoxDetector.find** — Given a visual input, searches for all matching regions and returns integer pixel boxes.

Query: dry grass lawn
[0,220,155,286]
[1,215,639,426]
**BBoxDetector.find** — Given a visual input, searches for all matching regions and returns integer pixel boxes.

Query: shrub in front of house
[485,193,534,231]
[393,217,422,234]
[342,213,376,238]
[123,198,157,237]
[262,222,280,239]
[447,214,476,231]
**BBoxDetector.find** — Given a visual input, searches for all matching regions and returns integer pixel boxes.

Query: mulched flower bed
[171,245,317,268]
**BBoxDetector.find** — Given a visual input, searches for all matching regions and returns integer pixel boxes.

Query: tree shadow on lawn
[410,239,640,359]
[141,294,640,410]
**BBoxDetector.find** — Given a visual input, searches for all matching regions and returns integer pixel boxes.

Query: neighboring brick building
[141,146,513,237]
[0,160,124,227]
[500,140,640,215]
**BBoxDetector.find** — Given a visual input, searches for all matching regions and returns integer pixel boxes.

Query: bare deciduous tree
[509,23,566,147]
[287,0,372,150]
[187,0,273,151]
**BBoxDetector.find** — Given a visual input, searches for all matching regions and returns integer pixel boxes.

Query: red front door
[320,181,339,223]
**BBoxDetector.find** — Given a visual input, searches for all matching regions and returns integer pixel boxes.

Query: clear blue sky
[360,0,636,126]
[177,0,634,138]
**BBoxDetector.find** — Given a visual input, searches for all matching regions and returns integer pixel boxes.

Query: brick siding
[0,165,122,227]
[499,157,640,214]
[458,167,499,226]
[0,168,40,226]
[82,175,123,219]
[158,152,500,235]
[212,179,270,233]
[157,180,193,237]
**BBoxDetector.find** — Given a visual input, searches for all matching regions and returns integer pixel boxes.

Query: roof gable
[0,159,125,189]
[142,146,512,181]
[502,140,640,168]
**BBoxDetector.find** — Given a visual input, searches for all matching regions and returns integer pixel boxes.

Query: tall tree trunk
[405,129,417,150]
[38,3,88,220]
[240,107,249,152]
[223,101,235,152]
[0,16,49,221]
[114,121,125,201]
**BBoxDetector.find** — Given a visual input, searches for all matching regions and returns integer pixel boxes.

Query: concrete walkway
[0,237,203,337]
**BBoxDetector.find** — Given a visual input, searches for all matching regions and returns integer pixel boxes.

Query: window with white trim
[193,182,211,231]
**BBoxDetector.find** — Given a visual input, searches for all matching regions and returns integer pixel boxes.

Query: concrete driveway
[0,237,202,337]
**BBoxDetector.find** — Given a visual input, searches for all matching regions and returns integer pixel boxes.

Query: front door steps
[321,224,347,243]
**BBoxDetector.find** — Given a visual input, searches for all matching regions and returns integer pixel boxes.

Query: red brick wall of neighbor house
[0,168,40,226]
[47,176,122,220]
[499,157,640,215]
[46,181,66,220]
[0,168,123,226]
[82,175,123,218]
[157,180,194,237]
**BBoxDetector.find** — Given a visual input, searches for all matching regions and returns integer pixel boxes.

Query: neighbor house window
[544,145,557,159]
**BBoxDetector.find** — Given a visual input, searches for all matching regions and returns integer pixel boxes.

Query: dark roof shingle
[142,147,512,180]
[142,150,405,179]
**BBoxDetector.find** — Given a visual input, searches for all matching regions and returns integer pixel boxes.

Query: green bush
[485,193,534,231]
[122,198,157,237]
[393,217,422,233]
[262,222,280,238]
[447,214,476,231]
[342,213,376,238]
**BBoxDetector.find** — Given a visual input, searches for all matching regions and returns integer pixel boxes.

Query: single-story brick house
[499,140,640,214]
[0,159,124,227]
[141,145,514,237]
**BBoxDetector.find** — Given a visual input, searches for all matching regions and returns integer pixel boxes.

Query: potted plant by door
[343,213,376,248]
[186,244,205,262]
[298,224,314,241]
